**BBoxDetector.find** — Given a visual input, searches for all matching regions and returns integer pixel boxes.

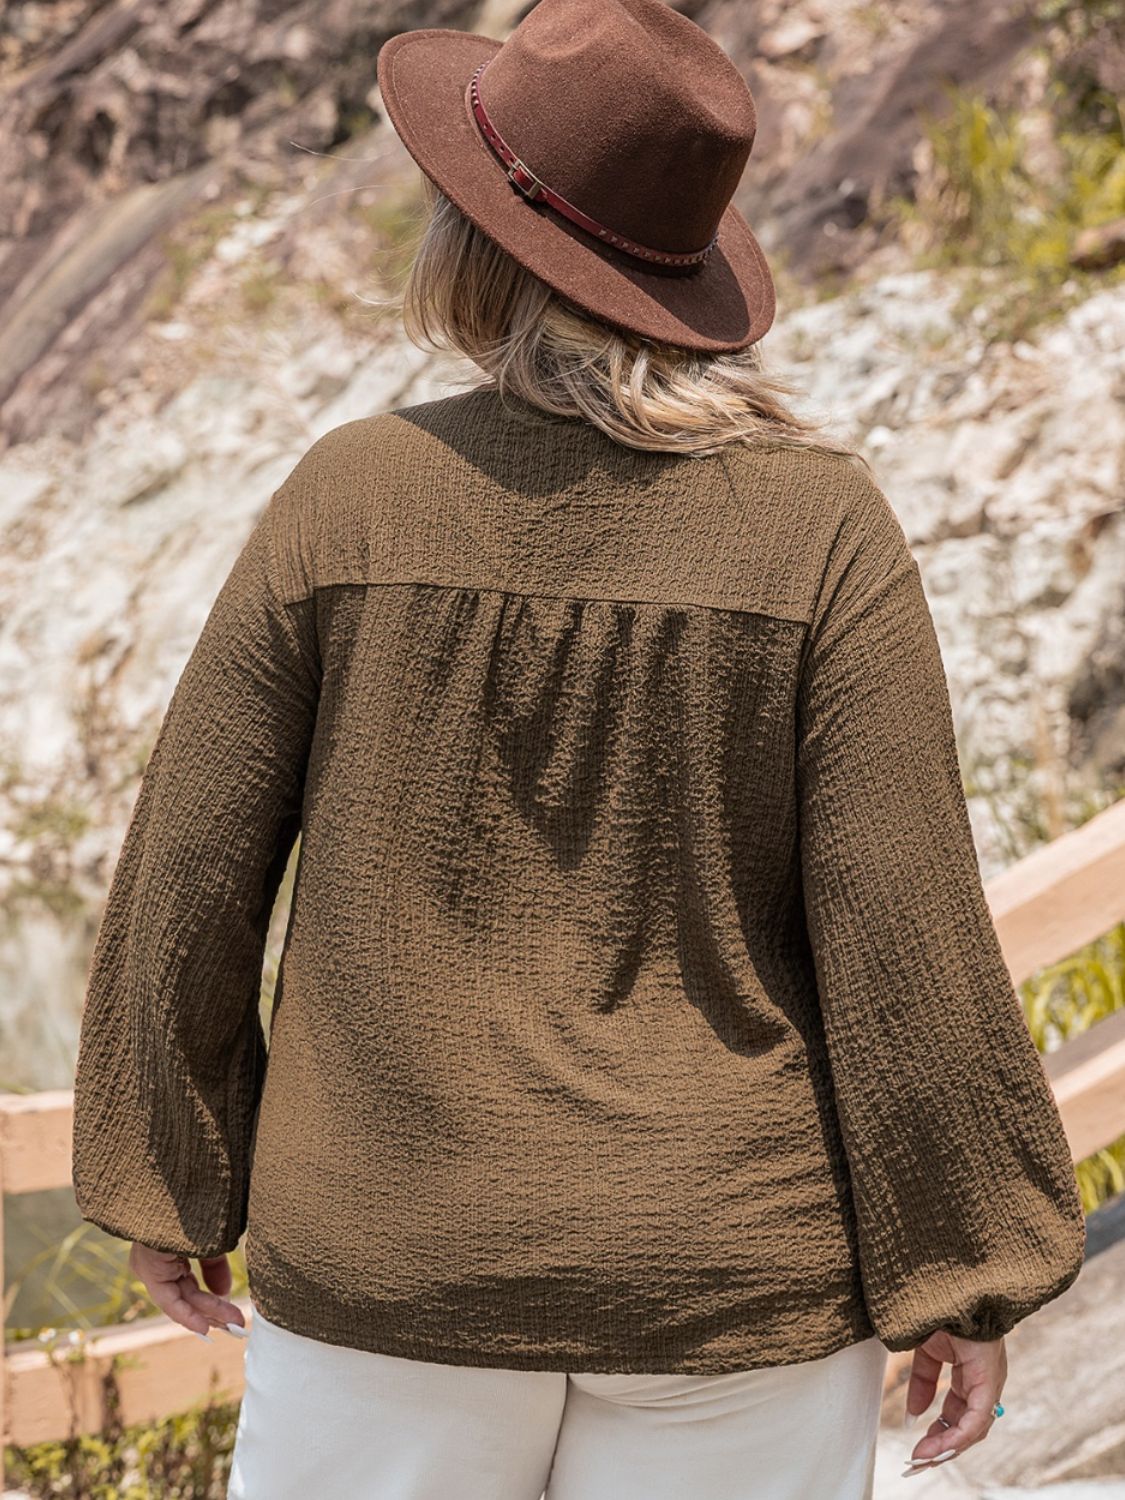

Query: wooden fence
[3,797,1125,1481]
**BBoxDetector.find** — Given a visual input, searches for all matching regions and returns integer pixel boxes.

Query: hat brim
[376,28,776,354]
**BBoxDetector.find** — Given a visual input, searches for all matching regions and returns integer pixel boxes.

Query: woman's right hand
[902,1330,1008,1474]
[128,1241,249,1341]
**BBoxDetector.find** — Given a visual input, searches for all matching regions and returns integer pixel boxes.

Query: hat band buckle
[507,159,545,200]
[466,62,716,270]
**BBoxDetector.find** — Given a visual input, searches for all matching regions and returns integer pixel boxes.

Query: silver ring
[937,1417,952,1428]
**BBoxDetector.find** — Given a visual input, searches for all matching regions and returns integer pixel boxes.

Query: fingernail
[902,1407,916,1429]
[222,1322,248,1338]
[192,1329,213,1343]
[934,1449,957,1462]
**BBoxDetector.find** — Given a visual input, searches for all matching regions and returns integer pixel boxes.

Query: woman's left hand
[903,1329,1007,1475]
[129,1241,248,1340]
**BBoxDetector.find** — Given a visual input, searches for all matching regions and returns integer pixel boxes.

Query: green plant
[922,81,1124,268]
[885,78,1125,338]
[4,1342,240,1499]
[1020,919,1125,1213]
[5,1223,250,1349]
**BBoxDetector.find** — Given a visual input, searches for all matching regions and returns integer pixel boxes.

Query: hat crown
[475,0,758,256]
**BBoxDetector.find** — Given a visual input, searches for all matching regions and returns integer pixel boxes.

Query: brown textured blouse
[71,383,1086,1374]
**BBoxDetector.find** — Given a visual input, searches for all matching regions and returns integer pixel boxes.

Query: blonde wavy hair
[369,174,865,464]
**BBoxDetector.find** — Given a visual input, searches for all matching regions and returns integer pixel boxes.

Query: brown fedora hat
[376,0,776,353]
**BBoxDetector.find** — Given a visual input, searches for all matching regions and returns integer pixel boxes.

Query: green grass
[885,76,1125,339]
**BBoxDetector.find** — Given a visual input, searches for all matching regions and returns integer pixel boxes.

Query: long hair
[368,174,867,465]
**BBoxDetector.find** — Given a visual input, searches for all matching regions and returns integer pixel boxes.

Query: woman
[70,1,1087,1496]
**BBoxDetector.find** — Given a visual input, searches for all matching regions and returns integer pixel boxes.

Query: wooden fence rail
[3,797,1125,1481]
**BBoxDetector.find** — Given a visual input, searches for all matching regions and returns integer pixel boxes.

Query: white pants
[227,1302,888,1500]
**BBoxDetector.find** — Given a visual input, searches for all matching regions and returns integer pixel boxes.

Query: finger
[916,1373,996,1460]
[181,1282,246,1328]
[906,1404,960,1464]
[905,1345,943,1419]
[939,1389,968,1430]
[198,1255,233,1298]
[907,1396,963,1466]
[127,1248,239,1338]
[170,1270,247,1333]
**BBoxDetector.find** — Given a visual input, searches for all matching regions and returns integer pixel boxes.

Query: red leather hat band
[466,63,718,269]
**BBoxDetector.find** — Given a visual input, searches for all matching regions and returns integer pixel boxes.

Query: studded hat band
[466,63,718,270]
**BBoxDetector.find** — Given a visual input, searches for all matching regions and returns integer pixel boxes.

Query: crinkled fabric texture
[71,385,1086,1373]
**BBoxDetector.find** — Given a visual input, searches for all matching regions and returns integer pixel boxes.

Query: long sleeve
[796,469,1087,1352]
[71,484,321,1260]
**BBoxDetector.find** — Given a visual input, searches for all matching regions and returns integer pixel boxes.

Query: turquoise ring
[992,1403,1005,1418]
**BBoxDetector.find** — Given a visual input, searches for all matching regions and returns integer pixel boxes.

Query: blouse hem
[243,1236,881,1376]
